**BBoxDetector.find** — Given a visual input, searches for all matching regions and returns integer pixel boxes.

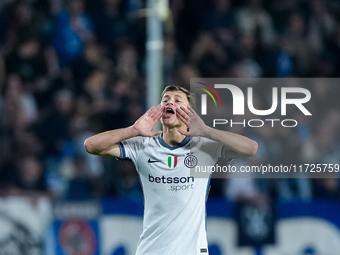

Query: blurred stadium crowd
[0,0,340,203]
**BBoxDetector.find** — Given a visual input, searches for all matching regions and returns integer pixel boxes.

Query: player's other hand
[131,105,164,137]
[176,106,207,137]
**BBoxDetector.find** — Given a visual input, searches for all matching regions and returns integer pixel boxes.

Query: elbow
[84,138,95,154]
[249,140,258,157]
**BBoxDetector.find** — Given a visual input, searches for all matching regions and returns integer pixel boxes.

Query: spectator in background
[71,94,104,167]
[6,36,47,86]
[83,69,111,117]
[307,0,336,55]
[163,36,183,86]
[91,0,130,55]
[276,33,295,77]
[1,74,38,132]
[301,109,340,166]
[172,64,200,86]
[65,156,94,200]
[236,0,276,47]
[53,0,95,67]
[83,41,114,73]
[223,158,271,205]
[36,89,73,160]
[115,43,140,81]
[313,177,340,200]
[36,89,74,197]
[267,0,302,33]
[326,22,340,76]
[4,1,37,53]
[234,33,262,78]
[116,160,143,200]
[203,0,236,50]
[14,156,50,198]
[189,31,227,77]
[67,40,114,92]
[0,159,18,196]
[285,12,315,76]
[201,0,239,76]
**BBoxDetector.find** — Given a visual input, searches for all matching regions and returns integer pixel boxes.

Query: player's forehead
[162,90,188,101]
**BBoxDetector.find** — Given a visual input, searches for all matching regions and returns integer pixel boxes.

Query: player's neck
[162,127,186,147]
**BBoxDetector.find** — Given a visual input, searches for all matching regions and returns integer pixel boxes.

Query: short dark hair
[161,85,196,109]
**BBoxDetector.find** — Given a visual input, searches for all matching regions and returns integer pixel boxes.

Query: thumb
[177,129,189,136]
[151,130,163,136]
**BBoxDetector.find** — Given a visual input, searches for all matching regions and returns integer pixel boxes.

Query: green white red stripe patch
[168,156,178,168]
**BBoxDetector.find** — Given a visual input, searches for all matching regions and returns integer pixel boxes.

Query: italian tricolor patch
[168,156,178,168]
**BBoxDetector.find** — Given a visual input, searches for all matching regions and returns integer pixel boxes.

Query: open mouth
[165,107,175,114]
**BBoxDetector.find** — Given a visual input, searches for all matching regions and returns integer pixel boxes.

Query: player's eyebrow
[163,94,184,99]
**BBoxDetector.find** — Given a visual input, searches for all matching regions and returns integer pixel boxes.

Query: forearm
[202,126,258,157]
[84,126,138,156]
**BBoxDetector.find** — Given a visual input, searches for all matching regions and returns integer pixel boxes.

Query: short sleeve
[119,136,146,163]
[198,137,223,163]
[198,138,234,163]
[221,146,235,163]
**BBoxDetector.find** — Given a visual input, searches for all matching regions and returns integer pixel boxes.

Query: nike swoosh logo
[148,158,161,163]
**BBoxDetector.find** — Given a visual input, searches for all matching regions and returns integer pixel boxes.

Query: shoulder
[190,136,218,146]
[121,135,158,147]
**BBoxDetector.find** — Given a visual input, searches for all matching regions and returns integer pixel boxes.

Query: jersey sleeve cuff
[118,142,127,159]
[221,145,234,163]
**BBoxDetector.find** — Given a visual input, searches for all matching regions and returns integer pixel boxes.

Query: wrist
[128,125,140,137]
[202,126,213,139]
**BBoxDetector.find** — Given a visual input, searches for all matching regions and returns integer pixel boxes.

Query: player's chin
[161,117,178,128]
[161,120,174,127]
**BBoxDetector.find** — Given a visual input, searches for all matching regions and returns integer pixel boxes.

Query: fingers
[153,105,164,121]
[177,128,190,136]
[181,106,196,116]
[176,112,189,127]
[147,104,164,120]
[176,106,191,123]
[146,105,156,116]
[177,106,197,120]
[179,106,190,115]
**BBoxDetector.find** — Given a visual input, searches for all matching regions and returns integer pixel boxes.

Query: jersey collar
[158,134,191,150]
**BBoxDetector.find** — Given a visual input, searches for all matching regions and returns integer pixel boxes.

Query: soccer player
[84,85,258,255]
